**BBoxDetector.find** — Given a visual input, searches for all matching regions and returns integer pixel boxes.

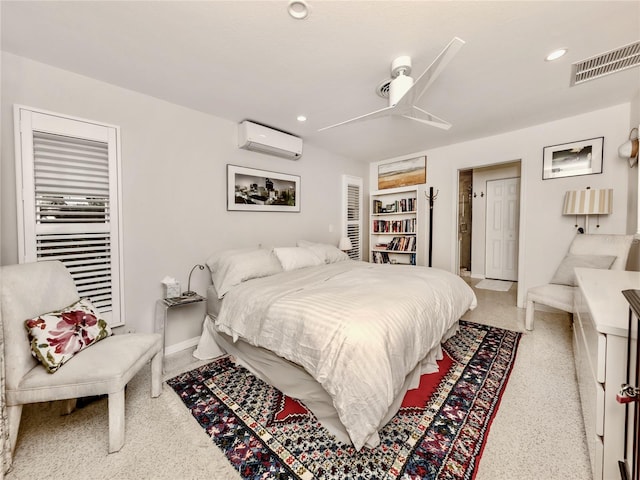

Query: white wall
[372,103,634,308]
[1,53,367,348]
[628,90,640,235]
[625,90,640,270]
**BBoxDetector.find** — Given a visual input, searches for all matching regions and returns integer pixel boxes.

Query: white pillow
[206,248,283,298]
[273,247,324,271]
[296,240,349,263]
[549,254,616,286]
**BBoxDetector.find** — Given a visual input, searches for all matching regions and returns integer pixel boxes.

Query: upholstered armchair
[525,234,634,330]
[1,260,163,457]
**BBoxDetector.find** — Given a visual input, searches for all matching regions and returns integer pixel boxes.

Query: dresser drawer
[595,383,604,436]
[575,293,607,384]
[574,324,597,462]
[594,434,604,480]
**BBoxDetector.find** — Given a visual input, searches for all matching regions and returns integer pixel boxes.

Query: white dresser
[574,268,640,480]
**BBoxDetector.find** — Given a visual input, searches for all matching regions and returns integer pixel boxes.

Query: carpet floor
[167,321,521,480]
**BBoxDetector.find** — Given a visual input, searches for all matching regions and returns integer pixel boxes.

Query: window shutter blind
[16,107,123,325]
[343,175,363,260]
[34,132,110,224]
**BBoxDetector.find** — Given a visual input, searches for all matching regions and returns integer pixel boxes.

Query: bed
[193,243,477,451]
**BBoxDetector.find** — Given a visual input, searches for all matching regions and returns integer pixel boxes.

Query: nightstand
[154,294,205,372]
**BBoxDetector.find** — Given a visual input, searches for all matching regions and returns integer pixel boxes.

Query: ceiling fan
[318,37,465,132]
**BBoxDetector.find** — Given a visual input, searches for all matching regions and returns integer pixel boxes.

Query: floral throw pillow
[25,298,112,373]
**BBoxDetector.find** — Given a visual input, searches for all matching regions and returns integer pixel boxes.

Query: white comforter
[215,261,477,450]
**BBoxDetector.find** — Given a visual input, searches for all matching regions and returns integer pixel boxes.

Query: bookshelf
[370,186,424,265]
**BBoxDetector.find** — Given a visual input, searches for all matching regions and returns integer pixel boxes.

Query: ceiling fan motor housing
[391,55,412,77]
[389,56,413,106]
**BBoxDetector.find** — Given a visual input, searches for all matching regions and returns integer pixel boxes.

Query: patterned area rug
[168,320,521,480]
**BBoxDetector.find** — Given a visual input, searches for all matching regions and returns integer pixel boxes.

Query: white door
[485,177,519,281]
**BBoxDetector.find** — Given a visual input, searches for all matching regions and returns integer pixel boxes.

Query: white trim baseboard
[165,336,200,356]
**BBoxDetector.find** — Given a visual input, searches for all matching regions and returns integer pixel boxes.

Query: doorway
[458,170,473,277]
[456,161,522,281]
[485,177,520,281]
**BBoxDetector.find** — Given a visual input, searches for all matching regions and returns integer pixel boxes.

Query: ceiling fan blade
[397,37,465,107]
[318,105,396,132]
[402,105,452,130]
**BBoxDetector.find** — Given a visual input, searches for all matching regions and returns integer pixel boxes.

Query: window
[15,106,124,325]
[342,175,363,260]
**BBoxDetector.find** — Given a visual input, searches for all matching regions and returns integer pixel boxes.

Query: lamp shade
[619,138,639,159]
[619,138,639,167]
[338,237,353,251]
[563,188,613,215]
[619,128,639,167]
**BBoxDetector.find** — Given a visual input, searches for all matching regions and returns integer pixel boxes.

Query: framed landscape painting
[227,165,300,212]
[378,156,427,190]
[542,137,604,180]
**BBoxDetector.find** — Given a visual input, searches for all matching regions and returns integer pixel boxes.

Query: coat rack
[425,187,439,267]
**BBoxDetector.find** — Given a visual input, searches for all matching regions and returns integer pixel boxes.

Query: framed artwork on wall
[378,156,427,190]
[542,137,604,180]
[227,164,300,212]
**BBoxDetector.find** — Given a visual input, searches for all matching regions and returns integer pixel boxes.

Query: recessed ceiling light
[545,48,568,61]
[297,115,307,122]
[288,0,309,20]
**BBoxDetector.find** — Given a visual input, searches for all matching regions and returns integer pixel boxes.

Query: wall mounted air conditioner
[237,120,303,160]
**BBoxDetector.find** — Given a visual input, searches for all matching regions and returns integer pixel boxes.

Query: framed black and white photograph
[542,137,604,180]
[227,165,300,212]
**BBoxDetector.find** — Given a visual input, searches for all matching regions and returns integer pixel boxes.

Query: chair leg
[60,398,77,415]
[151,350,163,398]
[108,389,125,453]
[7,404,23,456]
[525,299,535,331]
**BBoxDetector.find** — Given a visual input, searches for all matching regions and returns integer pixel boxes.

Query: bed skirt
[193,315,458,448]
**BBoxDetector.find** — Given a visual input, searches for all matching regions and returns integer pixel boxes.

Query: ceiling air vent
[376,79,391,98]
[571,40,640,86]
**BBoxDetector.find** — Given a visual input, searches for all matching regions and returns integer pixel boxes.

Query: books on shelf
[371,251,417,265]
[372,236,416,252]
[371,189,420,266]
[386,236,416,252]
[372,251,390,263]
[372,197,416,214]
[372,218,416,233]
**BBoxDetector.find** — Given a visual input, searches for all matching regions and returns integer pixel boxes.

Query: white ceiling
[2,1,639,162]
